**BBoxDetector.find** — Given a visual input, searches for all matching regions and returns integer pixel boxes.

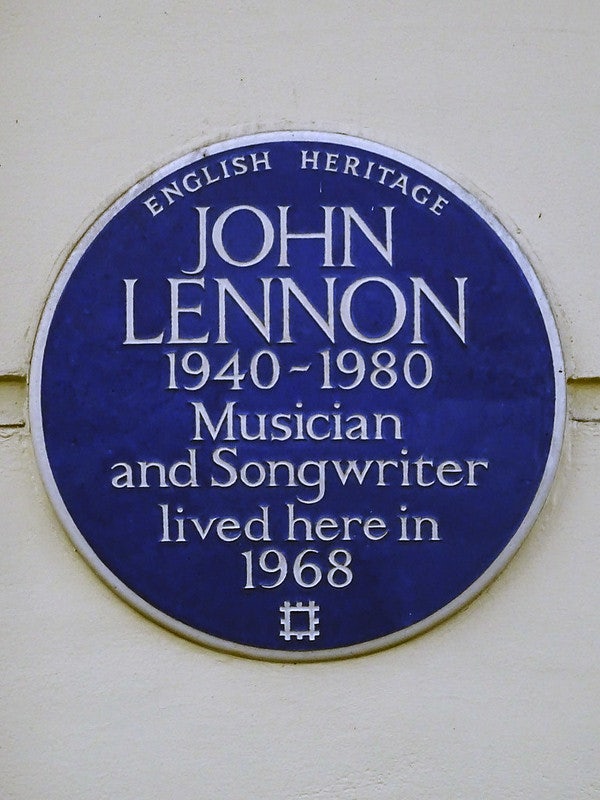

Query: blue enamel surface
[36,136,560,655]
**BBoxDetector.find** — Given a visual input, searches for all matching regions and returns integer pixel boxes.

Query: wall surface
[1,3,599,798]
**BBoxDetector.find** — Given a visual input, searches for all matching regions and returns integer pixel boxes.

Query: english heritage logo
[30,132,565,660]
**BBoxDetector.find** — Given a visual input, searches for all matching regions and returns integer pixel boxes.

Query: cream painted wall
[1,3,599,798]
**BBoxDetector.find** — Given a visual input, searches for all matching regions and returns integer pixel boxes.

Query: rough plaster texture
[1,2,599,798]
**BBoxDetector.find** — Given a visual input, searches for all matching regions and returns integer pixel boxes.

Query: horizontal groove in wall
[0,374,598,429]
[567,377,600,423]
[0,375,26,428]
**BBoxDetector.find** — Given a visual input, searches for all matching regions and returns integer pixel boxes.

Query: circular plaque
[30,132,565,660]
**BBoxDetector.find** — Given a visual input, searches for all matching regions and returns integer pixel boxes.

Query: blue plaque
[30,132,565,660]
